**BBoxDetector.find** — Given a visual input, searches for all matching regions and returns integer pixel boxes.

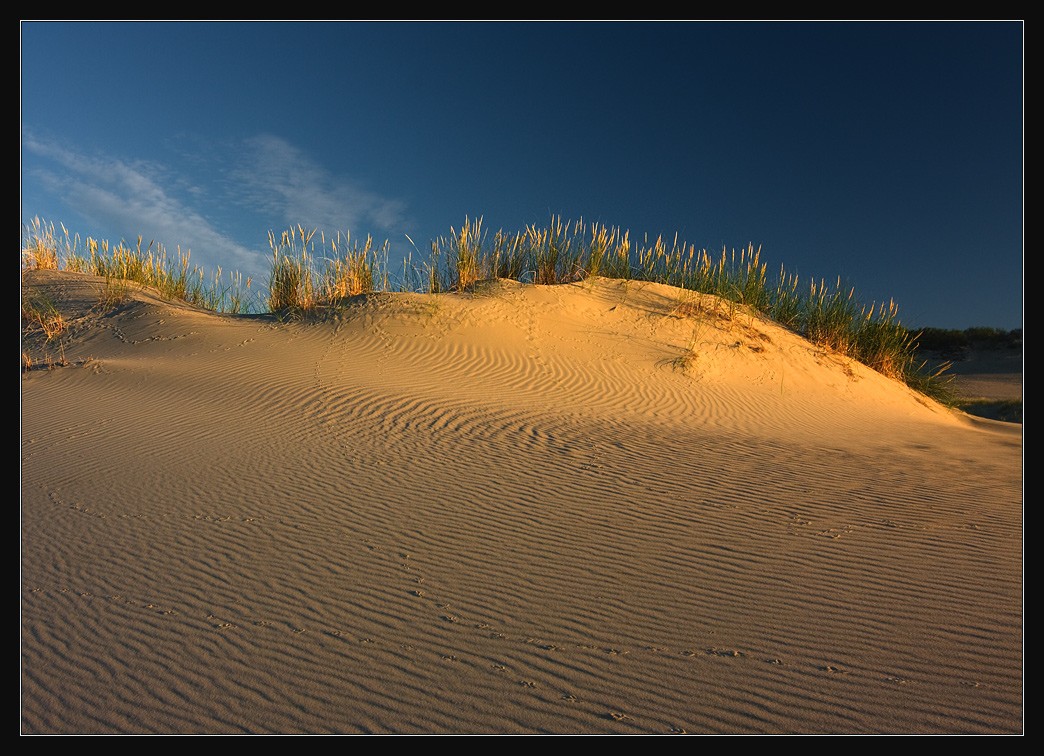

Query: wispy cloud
[23,132,262,274]
[230,134,408,236]
[22,131,410,279]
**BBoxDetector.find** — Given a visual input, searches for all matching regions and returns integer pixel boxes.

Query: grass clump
[22,217,78,270]
[21,288,69,369]
[21,219,255,314]
[448,216,483,291]
[266,225,389,313]
[268,227,316,311]
[21,289,67,341]
[77,236,194,301]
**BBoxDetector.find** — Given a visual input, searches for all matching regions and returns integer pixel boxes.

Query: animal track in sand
[706,647,746,658]
[816,526,855,539]
[683,647,745,658]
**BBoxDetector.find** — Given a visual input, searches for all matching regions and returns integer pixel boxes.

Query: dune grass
[21,287,69,369]
[22,215,959,401]
[20,217,256,315]
[267,226,389,312]
[21,288,67,341]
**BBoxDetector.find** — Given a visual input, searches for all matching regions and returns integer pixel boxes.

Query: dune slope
[21,271,1022,734]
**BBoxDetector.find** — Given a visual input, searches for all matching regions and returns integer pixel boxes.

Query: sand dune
[20,270,1022,734]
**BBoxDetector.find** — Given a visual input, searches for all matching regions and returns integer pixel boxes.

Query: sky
[20,21,1023,329]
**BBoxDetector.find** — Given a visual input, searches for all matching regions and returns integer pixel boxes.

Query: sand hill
[20,270,1022,734]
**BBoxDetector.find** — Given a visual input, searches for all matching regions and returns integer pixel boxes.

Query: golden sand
[21,270,1022,733]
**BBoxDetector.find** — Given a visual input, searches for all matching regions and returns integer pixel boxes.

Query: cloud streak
[24,132,261,275]
[22,131,409,280]
[230,134,408,236]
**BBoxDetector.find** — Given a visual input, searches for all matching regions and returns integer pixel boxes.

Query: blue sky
[21,21,1023,329]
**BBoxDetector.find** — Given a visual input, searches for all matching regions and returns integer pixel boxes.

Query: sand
[20,270,1023,734]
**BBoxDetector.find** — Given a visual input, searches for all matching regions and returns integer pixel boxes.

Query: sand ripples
[21,277,1021,733]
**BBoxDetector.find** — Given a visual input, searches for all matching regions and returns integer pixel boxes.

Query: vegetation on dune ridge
[22,215,959,403]
[20,217,254,315]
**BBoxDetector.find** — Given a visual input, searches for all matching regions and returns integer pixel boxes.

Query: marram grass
[21,215,956,401]
[21,217,255,315]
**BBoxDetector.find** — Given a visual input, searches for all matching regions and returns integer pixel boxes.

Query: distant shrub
[911,327,1021,353]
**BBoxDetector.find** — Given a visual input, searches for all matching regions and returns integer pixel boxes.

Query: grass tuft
[22,217,78,270]
[21,288,69,368]
[266,226,388,313]
[21,289,67,341]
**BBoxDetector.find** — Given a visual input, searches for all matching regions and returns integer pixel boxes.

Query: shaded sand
[20,271,1023,734]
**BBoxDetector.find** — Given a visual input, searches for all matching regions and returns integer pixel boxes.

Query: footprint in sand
[706,647,745,658]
